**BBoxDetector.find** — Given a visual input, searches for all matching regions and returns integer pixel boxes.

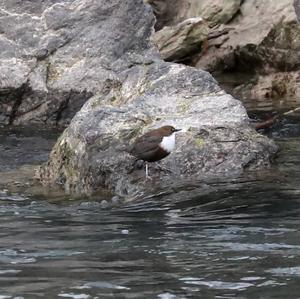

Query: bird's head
[159,125,181,136]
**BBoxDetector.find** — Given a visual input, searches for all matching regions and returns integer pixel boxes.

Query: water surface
[0,120,299,298]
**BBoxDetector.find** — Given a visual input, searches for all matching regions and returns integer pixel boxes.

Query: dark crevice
[8,83,28,125]
[3,85,93,127]
[54,89,94,125]
[55,92,72,125]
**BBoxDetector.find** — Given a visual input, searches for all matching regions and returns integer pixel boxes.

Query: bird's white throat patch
[160,133,175,152]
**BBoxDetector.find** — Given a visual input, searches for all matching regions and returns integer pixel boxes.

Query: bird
[128,125,181,179]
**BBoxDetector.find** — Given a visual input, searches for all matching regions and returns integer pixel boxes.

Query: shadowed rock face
[149,0,300,101]
[150,0,300,73]
[36,0,277,199]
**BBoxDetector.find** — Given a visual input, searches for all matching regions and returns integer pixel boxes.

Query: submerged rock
[37,0,277,199]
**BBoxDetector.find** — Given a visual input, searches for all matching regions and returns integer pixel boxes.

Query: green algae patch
[177,102,191,113]
[194,137,205,149]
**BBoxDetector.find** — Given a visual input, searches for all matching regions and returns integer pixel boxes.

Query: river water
[0,105,299,298]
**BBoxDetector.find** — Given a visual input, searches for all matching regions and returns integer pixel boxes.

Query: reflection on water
[0,120,299,298]
[215,72,300,117]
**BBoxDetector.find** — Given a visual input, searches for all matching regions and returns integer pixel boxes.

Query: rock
[38,62,277,199]
[192,1,300,74]
[144,0,189,31]
[148,0,300,106]
[149,1,299,74]
[100,200,109,209]
[0,0,155,125]
[36,0,277,200]
[198,0,300,104]
[185,0,242,25]
[79,201,102,209]
[152,17,209,62]
[146,0,241,30]
[111,196,121,205]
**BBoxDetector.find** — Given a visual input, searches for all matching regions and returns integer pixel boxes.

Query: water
[0,178,299,298]
[0,119,299,298]
[215,72,300,117]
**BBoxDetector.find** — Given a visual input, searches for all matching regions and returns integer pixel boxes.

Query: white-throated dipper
[128,125,181,178]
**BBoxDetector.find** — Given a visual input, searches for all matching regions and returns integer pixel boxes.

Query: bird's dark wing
[129,135,163,158]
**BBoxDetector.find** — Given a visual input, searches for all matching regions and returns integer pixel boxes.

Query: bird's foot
[145,175,153,181]
[154,163,172,174]
[127,159,144,174]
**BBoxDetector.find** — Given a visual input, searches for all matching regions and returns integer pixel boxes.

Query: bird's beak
[174,128,182,132]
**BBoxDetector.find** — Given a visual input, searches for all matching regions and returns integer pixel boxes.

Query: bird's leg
[145,162,153,180]
[145,162,149,179]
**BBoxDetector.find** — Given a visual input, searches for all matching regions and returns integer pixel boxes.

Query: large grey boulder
[0,0,154,125]
[37,0,277,199]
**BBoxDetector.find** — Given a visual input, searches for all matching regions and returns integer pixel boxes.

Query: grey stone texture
[34,0,277,198]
